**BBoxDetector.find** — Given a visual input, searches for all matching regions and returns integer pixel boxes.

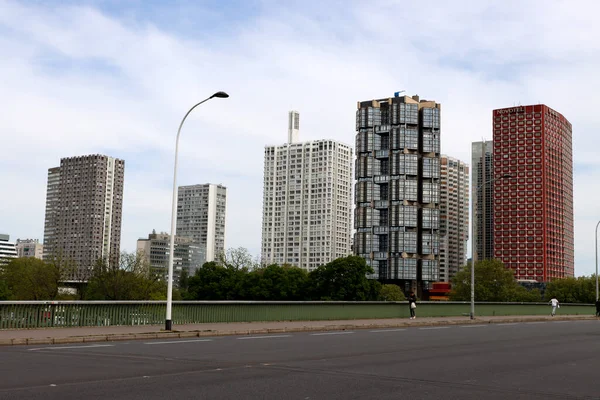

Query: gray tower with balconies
[354,94,440,294]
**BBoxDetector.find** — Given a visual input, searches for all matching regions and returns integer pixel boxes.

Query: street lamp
[165,91,229,331]
[595,221,600,301]
[470,173,513,320]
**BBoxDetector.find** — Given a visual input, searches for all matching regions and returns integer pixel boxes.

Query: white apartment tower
[0,234,18,267]
[439,155,469,282]
[261,111,353,271]
[176,184,227,262]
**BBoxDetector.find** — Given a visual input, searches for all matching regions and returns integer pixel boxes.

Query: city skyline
[1,1,599,276]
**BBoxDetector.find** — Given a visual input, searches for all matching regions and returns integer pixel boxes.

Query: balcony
[375,150,389,159]
[374,226,389,234]
[374,175,389,184]
[374,200,389,209]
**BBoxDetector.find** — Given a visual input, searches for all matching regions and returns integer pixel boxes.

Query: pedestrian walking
[549,297,559,316]
[595,299,600,317]
[408,291,417,319]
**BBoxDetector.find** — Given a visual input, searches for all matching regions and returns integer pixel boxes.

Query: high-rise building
[176,184,227,262]
[137,230,205,284]
[261,111,353,271]
[354,94,441,293]
[492,105,574,281]
[42,154,125,280]
[0,234,17,267]
[471,140,495,262]
[439,156,469,283]
[15,239,44,259]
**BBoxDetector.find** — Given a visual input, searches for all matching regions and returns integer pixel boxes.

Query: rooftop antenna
[394,90,405,97]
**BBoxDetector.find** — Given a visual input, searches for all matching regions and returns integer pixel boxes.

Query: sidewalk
[0,314,597,346]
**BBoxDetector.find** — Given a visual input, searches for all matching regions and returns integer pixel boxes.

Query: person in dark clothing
[595,300,600,317]
[408,292,417,319]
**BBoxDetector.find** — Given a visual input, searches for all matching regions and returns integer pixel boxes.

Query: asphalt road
[1,320,599,400]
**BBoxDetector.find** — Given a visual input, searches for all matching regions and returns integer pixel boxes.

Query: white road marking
[459,325,487,328]
[552,321,569,323]
[526,321,546,325]
[28,344,114,351]
[310,331,354,336]
[369,329,407,333]
[497,323,519,326]
[237,335,292,340]
[419,327,450,330]
[144,339,213,345]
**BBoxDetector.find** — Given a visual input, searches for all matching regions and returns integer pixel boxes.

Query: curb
[1,316,596,347]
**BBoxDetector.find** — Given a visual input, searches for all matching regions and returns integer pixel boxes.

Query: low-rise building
[16,239,44,259]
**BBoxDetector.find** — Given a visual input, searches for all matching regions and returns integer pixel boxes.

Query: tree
[379,284,406,301]
[307,255,381,301]
[1,257,61,300]
[185,262,244,300]
[545,276,596,303]
[219,247,258,271]
[0,278,11,300]
[240,264,309,300]
[85,251,167,300]
[451,259,521,302]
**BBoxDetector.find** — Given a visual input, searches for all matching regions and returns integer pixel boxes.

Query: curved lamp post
[470,173,513,320]
[165,91,229,331]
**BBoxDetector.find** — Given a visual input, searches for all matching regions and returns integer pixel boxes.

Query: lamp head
[211,91,229,99]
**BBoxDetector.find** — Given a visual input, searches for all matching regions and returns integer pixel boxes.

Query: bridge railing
[0,301,594,330]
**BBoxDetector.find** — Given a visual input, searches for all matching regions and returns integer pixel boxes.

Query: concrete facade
[176,184,227,263]
[471,140,495,262]
[261,111,353,271]
[15,239,43,259]
[0,234,17,267]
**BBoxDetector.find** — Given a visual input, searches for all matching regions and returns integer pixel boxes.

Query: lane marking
[526,321,546,325]
[28,344,114,351]
[310,331,354,336]
[369,329,407,333]
[459,325,487,328]
[145,339,213,345]
[497,323,519,326]
[419,327,450,330]
[552,321,569,324]
[237,335,292,340]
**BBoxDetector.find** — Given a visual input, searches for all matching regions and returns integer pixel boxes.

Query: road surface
[1,320,599,399]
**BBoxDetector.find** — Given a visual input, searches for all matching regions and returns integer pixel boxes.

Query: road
[0,320,599,400]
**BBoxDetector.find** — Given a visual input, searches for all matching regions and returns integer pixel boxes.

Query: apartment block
[42,154,125,280]
[354,94,441,293]
[439,156,469,283]
[15,239,44,259]
[261,111,353,271]
[0,234,17,267]
[492,105,574,281]
[176,184,227,262]
[137,230,205,284]
[471,140,495,262]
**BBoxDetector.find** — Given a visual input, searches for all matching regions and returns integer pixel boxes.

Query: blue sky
[1,0,599,276]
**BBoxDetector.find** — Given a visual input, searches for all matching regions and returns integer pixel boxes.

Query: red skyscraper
[492,105,574,281]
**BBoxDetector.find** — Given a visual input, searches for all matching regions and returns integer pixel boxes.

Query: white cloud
[1,0,599,275]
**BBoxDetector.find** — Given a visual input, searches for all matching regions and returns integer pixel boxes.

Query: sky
[1,0,599,276]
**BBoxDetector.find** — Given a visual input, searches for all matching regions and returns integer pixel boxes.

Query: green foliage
[1,257,62,300]
[379,284,406,301]
[185,262,244,300]
[0,278,11,300]
[240,264,309,300]
[545,276,597,303]
[451,259,523,302]
[307,256,381,301]
[84,251,167,300]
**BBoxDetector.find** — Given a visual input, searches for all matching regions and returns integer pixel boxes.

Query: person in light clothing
[549,297,559,316]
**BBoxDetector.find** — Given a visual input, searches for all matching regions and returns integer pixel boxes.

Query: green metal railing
[0,301,595,330]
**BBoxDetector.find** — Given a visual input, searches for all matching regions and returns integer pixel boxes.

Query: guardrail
[0,301,595,330]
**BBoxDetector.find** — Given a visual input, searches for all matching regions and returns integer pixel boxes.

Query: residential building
[354,94,441,294]
[15,239,44,259]
[492,105,574,281]
[0,234,17,267]
[137,230,204,283]
[176,184,227,262]
[439,155,469,283]
[471,140,495,262]
[42,154,125,280]
[261,111,353,271]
